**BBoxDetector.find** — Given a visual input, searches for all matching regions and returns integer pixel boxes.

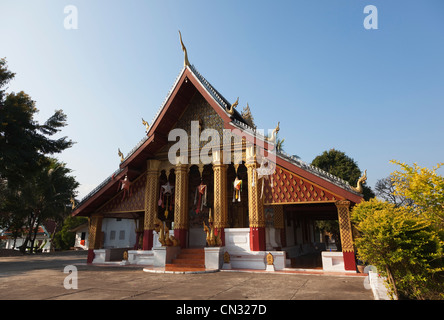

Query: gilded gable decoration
[178,30,190,67]
[264,166,343,205]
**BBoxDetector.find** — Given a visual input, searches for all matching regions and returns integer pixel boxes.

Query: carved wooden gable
[263,166,344,205]
[97,174,146,214]
[159,92,225,154]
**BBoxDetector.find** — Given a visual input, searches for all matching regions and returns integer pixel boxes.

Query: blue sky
[1,0,443,199]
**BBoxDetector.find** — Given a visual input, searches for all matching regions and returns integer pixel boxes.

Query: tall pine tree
[0,58,78,253]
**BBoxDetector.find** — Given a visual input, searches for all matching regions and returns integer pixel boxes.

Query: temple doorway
[188,164,213,247]
[283,203,339,269]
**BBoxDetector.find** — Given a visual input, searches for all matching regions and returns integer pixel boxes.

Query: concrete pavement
[0,251,374,300]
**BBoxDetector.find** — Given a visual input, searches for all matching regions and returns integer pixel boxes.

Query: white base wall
[128,250,154,265]
[224,228,285,270]
[321,251,345,271]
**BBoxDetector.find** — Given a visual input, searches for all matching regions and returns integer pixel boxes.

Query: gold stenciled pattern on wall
[174,164,189,230]
[336,200,354,252]
[88,215,103,249]
[213,164,228,229]
[160,92,225,154]
[264,166,342,205]
[98,174,146,214]
[246,162,265,228]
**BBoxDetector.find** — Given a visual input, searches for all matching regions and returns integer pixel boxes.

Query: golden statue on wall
[223,251,230,264]
[203,209,222,247]
[266,252,274,265]
[154,217,180,247]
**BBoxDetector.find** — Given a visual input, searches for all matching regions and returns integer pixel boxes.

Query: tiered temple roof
[74,63,362,216]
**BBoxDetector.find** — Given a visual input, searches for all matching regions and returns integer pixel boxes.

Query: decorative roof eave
[144,67,187,139]
[226,119,363,204]
[74,59,363,215]
[274,151,363,203]
[119,65,248,168]
[188,65,248,124]
[74,64,244,212]
[72,166,128,216]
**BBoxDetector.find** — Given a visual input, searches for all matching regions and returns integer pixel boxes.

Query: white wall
[5,235,51,252]
[101,218,136,248]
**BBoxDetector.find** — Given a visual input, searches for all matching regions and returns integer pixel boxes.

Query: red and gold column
[143,159,161,250]
[174,163,189,248]
[274,205,285,248]
[213,159,228,246]
[246,156,265,251]
[87,214,103,263]
[335,200,356,271]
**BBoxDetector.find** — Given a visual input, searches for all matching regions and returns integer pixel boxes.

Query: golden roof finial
[118,148,124,163]
[178,30,190,67]
[227,97,239,115]
[351,170,367,194]
[142,118,150,133]
[267,121,280,143]
[70,196,76,210]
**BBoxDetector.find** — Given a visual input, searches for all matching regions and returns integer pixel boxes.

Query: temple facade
[72,41,364,272]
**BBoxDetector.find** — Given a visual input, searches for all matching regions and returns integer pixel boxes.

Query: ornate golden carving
[154,217,180,247]
[335,200,354,253]
[88,215,103,250]
[351,170,367,194]
[70,196,76,210]
[246,162,265,228]
[174,164,189,230]
[266,122,280,144]
[213,163,228,229]
[241,103,255,128]
[118,148,124,162]
[178,30,190,67]
[273,205,284,229]
[266,252,274,265]
[223,251,230,264]
[144,160,161,230]
[123,251,128,261]
[142,118,150,133]
[203,209,222,247]
[227,97,239,115]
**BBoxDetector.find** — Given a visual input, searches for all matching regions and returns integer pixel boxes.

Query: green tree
[390,160,444,225]
[0,58,73,190]
[352,161,444,300]
[15,158,79,253]
[311,149,375,247]
[375,176,414,207]
[53,216,88,250]
[352,198,443,300]
[0,58,78,253]
[311,149,375,200]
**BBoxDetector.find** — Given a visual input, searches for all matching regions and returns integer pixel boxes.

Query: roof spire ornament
[142,118,150,133]
[178,30,190,67]
[351,170,367,194]
[241,103,256,128]
[118,148,124,163]
[227,97,239,115]
[267,122,280,144]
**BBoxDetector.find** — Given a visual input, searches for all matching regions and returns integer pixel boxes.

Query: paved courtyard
[0,251,374,301]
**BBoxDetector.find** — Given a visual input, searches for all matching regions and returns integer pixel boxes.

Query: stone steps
[165,248,205,271]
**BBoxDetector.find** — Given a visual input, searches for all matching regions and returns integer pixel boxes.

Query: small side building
[4,225,51,252]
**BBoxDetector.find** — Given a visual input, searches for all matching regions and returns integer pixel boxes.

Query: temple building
[72,34,364,272]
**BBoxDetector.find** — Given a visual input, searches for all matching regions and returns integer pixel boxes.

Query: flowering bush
[351,161,444,300]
